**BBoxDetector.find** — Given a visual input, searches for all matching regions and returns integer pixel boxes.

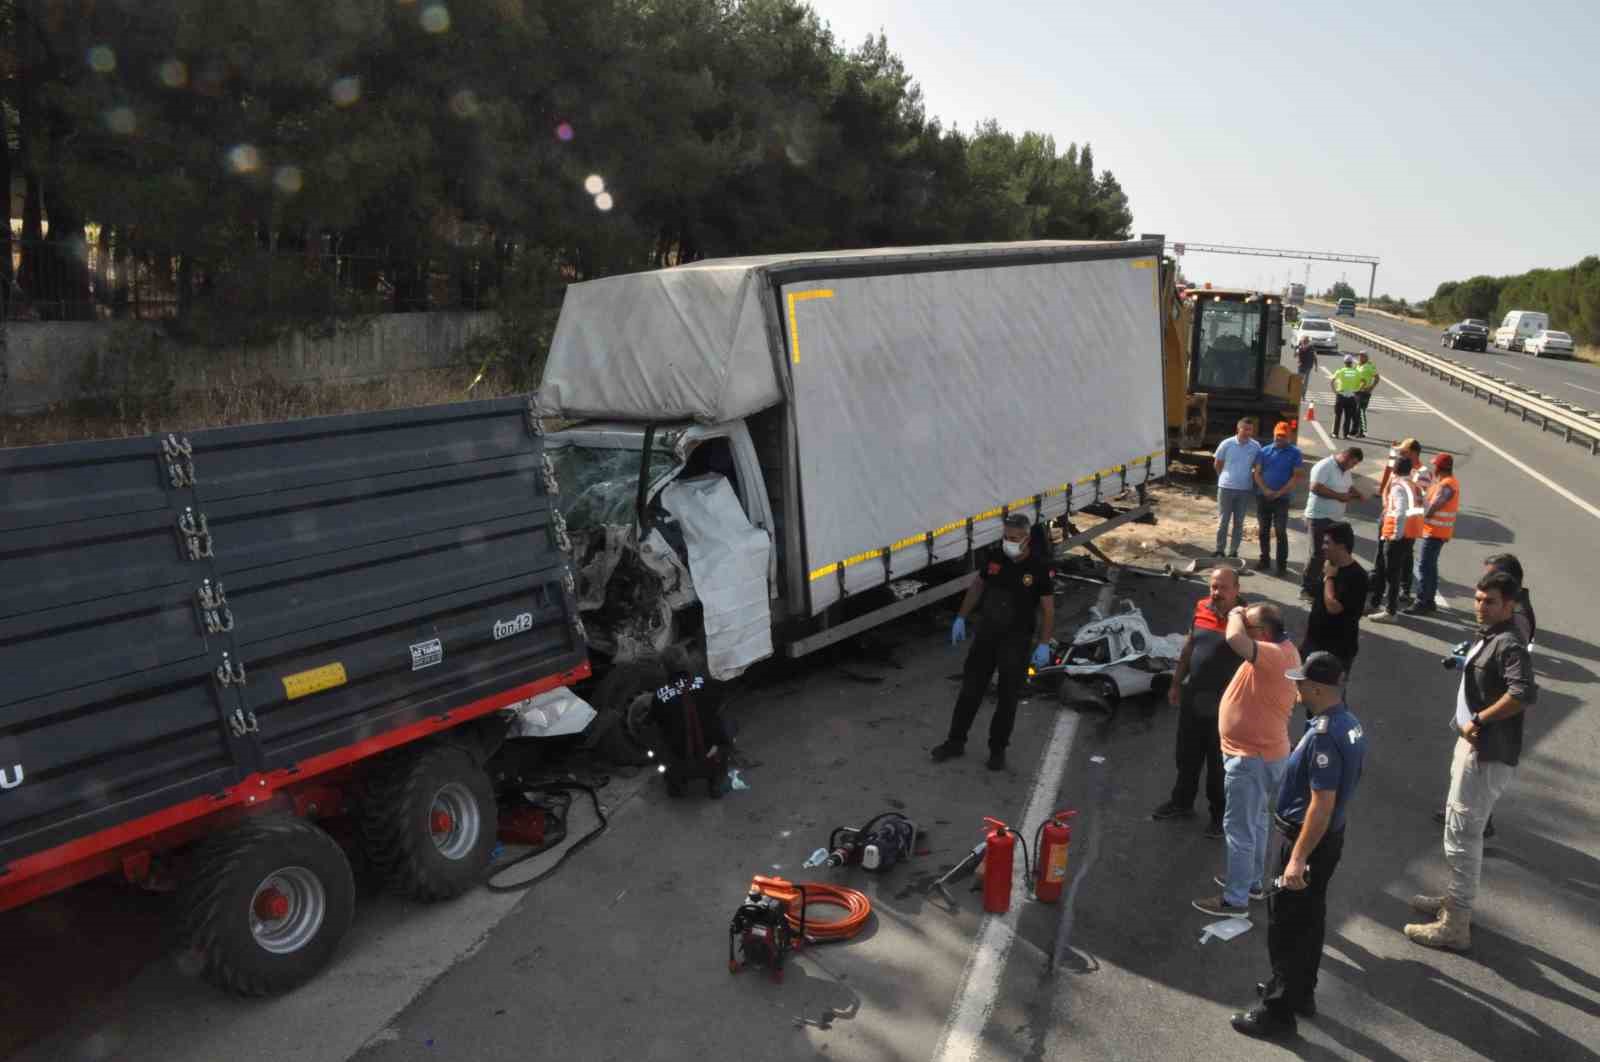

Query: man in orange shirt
[1194,603,1302,918]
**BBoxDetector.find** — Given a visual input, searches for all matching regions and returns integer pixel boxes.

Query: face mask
[1002,540,1024,559]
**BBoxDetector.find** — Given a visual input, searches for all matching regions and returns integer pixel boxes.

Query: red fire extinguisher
[1032,810,1078,904]
[980,817,1019,914]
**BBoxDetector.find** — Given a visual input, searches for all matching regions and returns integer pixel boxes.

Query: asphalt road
[1306,303,1600,408]
[7,339,1598,1062]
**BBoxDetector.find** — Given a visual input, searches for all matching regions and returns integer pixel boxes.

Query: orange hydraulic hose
[750,875,872,942]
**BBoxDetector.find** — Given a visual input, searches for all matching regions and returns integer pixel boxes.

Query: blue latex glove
[951,617,968,645]
[1031,644,1051,669]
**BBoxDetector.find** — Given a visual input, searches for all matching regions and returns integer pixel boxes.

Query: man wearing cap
[1252,423,1304,575]
[1230,651,1365,1040]
[1405,453,1459,616]
[1330,356,1363,440]
[933,513,1054,771]
[1354,352,1380,437]
[1370,455,1423,623]
[1373,438,1424,608]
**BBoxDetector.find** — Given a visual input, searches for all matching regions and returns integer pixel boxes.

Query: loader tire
[177,815,355,997]
[359,745,498,902]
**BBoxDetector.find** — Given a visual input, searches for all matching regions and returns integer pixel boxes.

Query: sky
[802,0,1599,302]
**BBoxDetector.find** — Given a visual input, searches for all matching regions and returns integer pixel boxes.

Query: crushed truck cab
[536,239,1174,707]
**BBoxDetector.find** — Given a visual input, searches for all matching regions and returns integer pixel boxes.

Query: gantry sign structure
[1168,241,1382,303]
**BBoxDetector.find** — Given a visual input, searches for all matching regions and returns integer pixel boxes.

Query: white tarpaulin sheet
[536,265,780,423]
[792,254,1165,613]
[660,475,773,680]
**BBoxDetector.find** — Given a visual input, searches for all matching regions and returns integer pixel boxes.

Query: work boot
[930,742,964,763]
[1151,801,1196,821]
[1404,899,1472,951]
[1408,893,1446,916]
[1256,981,1315,1018]
[1230,1004,1296,1041]
[1276,562,1289,576]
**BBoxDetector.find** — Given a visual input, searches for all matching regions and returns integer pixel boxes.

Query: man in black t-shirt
[1152,566,1247,836]
[1299,522,1368,679]
[932,514,1055,771]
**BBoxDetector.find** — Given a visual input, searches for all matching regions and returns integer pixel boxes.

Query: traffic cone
[1306,401,1317,423]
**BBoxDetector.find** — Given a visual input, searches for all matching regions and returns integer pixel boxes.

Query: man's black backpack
[648,671,731,798]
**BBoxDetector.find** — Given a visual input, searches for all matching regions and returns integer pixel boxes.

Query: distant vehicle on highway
[1335,297,1356,316]
[1494,310,1549,352]
[1295,317,1339,352]
[1441,320,1490,352]
[1525,330,1575,358]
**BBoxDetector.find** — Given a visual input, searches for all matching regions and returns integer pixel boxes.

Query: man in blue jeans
[1252,422,1304,575]
[1214,418,1261,559]
[1193,603,1301,918]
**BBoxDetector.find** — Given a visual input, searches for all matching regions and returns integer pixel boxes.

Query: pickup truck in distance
[1441,320,1490,351]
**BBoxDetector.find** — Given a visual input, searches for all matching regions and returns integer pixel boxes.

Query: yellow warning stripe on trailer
[808,449,1163,582]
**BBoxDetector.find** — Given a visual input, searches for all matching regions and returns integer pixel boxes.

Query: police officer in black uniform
[931,514,1054,771]
[1232,651,1367,1040]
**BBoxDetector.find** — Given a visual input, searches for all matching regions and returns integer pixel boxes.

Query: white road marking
[931,711,1080,1062]
[1377,371,1600,523]
[1567,383,1600,397]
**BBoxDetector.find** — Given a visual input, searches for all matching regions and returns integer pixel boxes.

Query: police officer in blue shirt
[1232,651,1366,1041]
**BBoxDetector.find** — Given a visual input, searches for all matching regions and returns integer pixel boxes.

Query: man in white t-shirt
[1213,419,1262,559]
[1299,448,1365,600]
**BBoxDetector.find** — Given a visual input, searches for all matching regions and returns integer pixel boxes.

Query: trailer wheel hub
[254,887,291,921]
[248,867,326,954]
[428,782,481,860]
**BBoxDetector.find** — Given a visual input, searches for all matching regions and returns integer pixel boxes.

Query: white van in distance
[1494,310,1549,352]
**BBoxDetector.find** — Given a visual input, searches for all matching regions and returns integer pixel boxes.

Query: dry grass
[0,367,527,450]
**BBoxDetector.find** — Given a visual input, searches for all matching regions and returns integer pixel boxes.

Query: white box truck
[1494,310,1549,352]
[534,239,1170,716]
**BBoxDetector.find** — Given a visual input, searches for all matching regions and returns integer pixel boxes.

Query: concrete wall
[0,312,499,414]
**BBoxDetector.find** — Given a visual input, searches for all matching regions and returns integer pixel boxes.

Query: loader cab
[1187,290,1280,398]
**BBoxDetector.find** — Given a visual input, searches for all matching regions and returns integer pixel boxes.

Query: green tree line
[1426,257,1600,346]
[2,0,1132,346]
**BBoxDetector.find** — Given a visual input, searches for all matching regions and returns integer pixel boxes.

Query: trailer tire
[177,815,355,997]
[359,745,498,902]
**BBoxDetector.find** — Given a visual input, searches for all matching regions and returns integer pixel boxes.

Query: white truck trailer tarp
[536,241,1167,616]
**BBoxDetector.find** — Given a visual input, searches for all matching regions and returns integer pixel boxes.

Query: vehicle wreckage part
[177,815,356,997]
[358,745,498,902]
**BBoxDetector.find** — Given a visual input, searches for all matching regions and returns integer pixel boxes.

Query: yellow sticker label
[282,662,348,701]
[1132,259,1155,269]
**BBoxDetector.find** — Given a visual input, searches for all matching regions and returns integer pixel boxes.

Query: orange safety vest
[1381,478,1425,540]
[1422,475,1460,540]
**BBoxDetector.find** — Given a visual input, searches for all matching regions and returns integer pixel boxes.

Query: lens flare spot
[330,76,361,107]
[88,45,117,74]
[594,192,614,212]
[555,122,574,142]
[105,107,137,135]
[449,89,479,118]
[583,175,605,196]
[158,59,188,88]
[274,166,304,194]
[227,144,262,175]
[420,4,451,33]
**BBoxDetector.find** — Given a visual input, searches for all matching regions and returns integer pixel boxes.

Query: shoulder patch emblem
[987,562,1001,576]
[1022,573,1034,587]
[1315,752,1330,768]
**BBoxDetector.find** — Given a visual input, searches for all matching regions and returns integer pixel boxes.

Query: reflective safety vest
[1422,475,1460,541]
[1381,478,1425,540]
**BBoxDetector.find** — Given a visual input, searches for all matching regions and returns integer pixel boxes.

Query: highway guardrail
[1331,320,1600,455]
